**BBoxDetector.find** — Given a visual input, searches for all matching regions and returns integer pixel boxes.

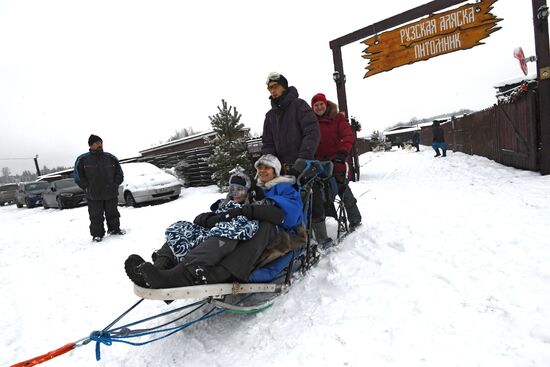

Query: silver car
[118,162,182,207]
[0,183,18,206]
[42,178,86,209]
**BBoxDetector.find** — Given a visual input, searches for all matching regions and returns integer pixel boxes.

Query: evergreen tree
[370,130,387,151]
[206,99,254,190]
[370,130,382,144]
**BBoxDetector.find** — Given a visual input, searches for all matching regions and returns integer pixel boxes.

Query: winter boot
[138,262,196,289]
[124,254,148,287]
[348,221,362,232]
[108,228,126,235]
[312,220,328,241]
[433,147,441,157]
[312,221,333,249]
[442,149,447,157]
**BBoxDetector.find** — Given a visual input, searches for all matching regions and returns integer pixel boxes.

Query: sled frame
[134,282,282,301]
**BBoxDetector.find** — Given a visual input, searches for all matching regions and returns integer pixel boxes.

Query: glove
[193,212,218,228]
[293,158,307,173]
[287,167,301,179]
[217,207,243,222]
[333,150,348,164]
[249,182,265,202]
[240,205,254,218]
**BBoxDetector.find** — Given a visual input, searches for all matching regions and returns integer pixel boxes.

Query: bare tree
[1,167,11,184]
[167,127,201,142]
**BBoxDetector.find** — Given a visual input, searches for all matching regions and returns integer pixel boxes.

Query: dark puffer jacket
[261,86,320,165]
[432,125,445,143]
[74,150,124,200]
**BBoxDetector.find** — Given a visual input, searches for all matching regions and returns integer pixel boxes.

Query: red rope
[11,342,76,367]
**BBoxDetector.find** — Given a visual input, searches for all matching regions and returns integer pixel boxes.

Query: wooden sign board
[362,0,502,78]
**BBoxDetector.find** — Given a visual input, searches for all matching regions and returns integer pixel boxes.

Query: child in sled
[125,154,306,289]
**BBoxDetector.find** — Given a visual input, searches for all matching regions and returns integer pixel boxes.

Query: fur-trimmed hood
[314,100,355,160]
[324,100,341,120]
[256,175,296,190]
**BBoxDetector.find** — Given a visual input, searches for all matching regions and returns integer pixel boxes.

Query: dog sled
[11,160,356,367]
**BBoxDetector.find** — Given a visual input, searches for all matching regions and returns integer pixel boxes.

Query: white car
[118,162,182,207]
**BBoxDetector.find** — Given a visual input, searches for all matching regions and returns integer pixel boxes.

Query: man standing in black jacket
[261,72,320,170]
[74,134,125,242]
[261,73,331,243]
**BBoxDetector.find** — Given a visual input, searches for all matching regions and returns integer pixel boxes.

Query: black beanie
[229,175,247,187]
[88,134,102,146]
[266,72,288,89]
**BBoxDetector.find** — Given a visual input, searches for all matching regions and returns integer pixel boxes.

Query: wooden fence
[420,89,539,171]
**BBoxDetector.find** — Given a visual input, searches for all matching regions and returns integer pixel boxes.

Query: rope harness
[11,294,272,366]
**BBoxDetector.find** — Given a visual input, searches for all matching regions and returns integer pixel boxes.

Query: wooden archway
[330,0,550,175]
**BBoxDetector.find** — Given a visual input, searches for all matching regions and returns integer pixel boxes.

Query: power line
[0,157,37,161]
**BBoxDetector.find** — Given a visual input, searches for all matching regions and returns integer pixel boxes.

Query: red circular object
[514,47,528,75]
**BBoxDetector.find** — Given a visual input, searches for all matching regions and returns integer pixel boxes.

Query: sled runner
[133,282,282,301]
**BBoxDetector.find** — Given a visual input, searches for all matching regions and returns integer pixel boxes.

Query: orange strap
[11,342,76,367]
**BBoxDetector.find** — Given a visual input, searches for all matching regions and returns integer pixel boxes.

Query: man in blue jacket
[74,134,125,242]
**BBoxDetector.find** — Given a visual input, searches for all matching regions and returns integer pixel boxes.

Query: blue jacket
[262,179,302,230]
[74,150,124,200]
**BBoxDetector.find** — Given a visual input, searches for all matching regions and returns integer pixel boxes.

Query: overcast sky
[0,0,537,174]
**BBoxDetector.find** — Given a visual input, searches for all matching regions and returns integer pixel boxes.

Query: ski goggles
[266,72,282,85]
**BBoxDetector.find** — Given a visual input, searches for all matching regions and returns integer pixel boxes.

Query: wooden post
[332,46,349,119]
[34,155,41,177]
[532,0,550,174]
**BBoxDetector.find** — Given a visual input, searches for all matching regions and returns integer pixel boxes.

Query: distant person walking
[74,134,125,242]
[395,136,404,149]
[431,121,446,157]
[412,131,420,152]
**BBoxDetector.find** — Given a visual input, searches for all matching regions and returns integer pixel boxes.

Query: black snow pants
[87,198,120,237]
[183,221,277,283]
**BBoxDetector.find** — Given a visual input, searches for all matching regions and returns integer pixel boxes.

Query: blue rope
[90,331,113,361]
[108,299,207,334]
[89,302,226,361]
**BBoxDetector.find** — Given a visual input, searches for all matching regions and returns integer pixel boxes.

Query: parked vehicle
[42,178,86,209]
[15,181,50,208]
[0,183,18,206]
[118,162,182,207]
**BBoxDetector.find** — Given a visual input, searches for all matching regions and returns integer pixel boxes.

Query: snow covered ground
[2,148,550,367]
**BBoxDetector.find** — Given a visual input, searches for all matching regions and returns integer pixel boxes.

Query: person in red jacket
[311,93,362,231]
